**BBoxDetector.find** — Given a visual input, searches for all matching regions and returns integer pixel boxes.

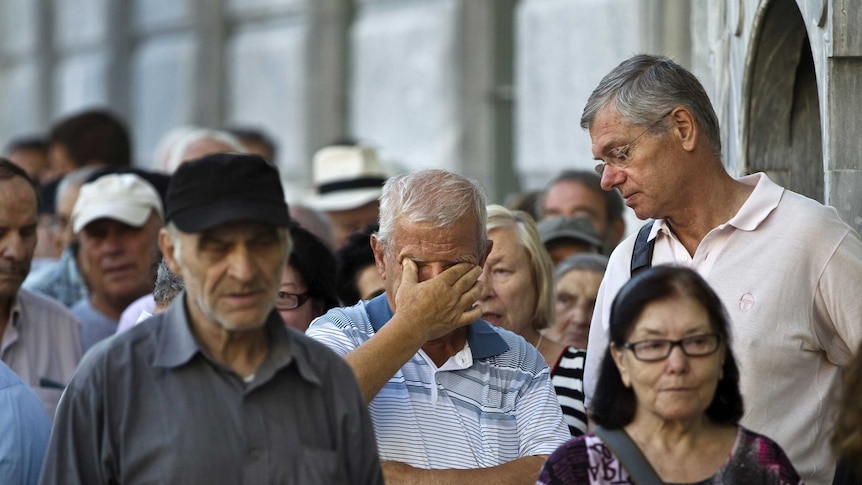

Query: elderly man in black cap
[40,153,383,484]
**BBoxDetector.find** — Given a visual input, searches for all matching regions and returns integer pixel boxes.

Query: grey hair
[153,258,184,307]
[555,252,609,281]
[580,54,722,159]
[376,169,487,257]
[55,166,101,211]
[163,128,245,173]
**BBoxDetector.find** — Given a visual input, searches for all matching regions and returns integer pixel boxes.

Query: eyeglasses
[621,333,721,362]
[276,291,311,310]
[594,110,673,176]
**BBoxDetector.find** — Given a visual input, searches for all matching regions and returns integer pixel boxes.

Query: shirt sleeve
[515,362,572,457]
[813,229,862,366]
[305,312,369,357]
[0,378,51,485]
[38,354,114,485]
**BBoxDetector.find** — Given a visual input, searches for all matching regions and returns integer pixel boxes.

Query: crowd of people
[1,54,861,484]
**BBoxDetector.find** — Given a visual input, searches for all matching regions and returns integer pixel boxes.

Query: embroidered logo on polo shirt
[738,293,755,312]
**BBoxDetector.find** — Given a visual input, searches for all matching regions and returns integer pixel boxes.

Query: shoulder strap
[593,425,665,485]
[630,221,656,276]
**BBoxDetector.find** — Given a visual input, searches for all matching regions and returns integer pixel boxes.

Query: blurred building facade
[0,0,859,232]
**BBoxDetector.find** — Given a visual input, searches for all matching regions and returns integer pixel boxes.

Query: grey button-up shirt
[40,292,383,484]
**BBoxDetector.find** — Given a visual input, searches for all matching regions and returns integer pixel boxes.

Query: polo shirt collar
[725,172,783,231]
[648,172,782,239]
[365,293,509,359]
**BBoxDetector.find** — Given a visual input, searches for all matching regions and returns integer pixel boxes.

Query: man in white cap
[305,143,387,248]
[70,173,163,350]
[0,159,81,420]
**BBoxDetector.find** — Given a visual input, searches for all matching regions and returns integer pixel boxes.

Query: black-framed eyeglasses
[621,333,721,362]
[276,291,311,310]
[594,109,674,176]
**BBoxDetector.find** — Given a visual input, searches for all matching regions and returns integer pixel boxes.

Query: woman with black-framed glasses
[538,265,802,484]
[277,224,339,332]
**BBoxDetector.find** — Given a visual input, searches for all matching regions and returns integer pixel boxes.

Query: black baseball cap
[165,153,291,232]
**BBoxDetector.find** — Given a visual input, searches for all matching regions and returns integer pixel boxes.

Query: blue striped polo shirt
[306,294,571,468]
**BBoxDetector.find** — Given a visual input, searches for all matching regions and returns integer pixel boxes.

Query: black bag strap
[630,220,656,276]
[593,425,665,485]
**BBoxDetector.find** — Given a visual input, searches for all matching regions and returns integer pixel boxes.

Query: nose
[665,344,690,373]
[1,232,27,261]
[226,243,255,282]
[600,164,624,191]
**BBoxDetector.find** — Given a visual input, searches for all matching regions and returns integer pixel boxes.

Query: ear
[158,229,183,276]
[610,345,632,388]
[370,234,387,280]
[670,107,698,152]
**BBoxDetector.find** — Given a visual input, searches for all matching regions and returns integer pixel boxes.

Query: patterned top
[306,294,571,469]
[22,247,87,308]
[537,427,803,485]
[550,347,588,437]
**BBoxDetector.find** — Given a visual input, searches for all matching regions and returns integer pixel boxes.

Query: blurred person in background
[478,205,563,367]
[70,174,163,350]
[334,223,384,305]
[226,126,277,163]
[544,253,608,350]
[23,167,101,307]
[5,137,51,185]
[539,170,625,254]
[537,216,604,266]
[479,205,590,437]
[162,128,245,174]
[305,143,386,248]
[277,224,339,332]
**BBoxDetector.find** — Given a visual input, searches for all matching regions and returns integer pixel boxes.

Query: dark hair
[334,223,378,305]
[4,136,48,154]
[49,109,131,168]
[590,265,744,428]
[289,224,339,316]
[541,170,624,223]
[0,158,40,204]
[225,126,277,161]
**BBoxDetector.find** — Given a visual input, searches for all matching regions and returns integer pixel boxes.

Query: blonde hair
[486,204,554,331]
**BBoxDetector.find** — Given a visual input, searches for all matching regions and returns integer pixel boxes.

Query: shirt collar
[648,172,782,239]
[366,293,509,359]
[725,172,782,231]
[151,291,318,385]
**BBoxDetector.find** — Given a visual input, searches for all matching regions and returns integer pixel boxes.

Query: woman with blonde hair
[478,204,586,435]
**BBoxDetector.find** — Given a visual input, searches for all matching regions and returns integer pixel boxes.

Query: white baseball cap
[72,173,164,234]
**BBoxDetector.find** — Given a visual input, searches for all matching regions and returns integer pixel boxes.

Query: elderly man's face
[78,215,162,307]
[373,214,485,313]
[163,221,288,332]
[0,177,38,301]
